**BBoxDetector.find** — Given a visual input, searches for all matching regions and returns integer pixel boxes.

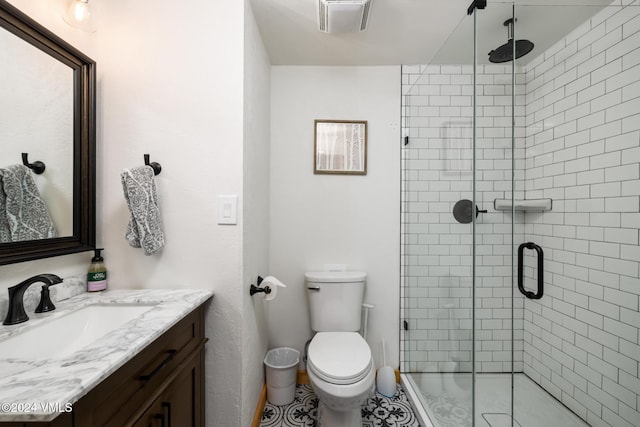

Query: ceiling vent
[318,0,373,33]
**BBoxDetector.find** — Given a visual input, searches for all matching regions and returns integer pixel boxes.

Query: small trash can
[264,347,300,406]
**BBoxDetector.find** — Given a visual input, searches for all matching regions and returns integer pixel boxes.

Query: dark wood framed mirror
[0,0,95,265]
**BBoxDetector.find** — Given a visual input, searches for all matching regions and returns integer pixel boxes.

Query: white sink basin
[0,304,155,359]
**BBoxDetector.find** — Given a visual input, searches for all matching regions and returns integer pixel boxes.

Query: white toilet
[305,271,375,427]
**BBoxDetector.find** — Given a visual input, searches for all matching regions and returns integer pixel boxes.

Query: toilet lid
[307,332,372,385]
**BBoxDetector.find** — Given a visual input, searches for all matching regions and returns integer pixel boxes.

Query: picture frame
[314,119,367,175]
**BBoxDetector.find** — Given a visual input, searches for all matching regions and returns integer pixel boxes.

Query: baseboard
[251,383,267,427]
[297,370,310,384]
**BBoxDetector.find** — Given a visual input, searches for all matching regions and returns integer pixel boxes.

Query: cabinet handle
[139,350,177,382]
[162,402,172,427]
[153,413,166,427]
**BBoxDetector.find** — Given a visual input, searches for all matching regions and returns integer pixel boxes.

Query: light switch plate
[217,195,238,225]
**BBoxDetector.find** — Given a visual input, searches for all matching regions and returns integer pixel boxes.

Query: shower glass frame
[402,2,640,427]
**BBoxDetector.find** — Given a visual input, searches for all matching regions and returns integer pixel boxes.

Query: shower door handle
[517,242,543,300]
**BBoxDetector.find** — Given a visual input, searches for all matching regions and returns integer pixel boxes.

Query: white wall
[1,1,269,425]
[93,1,248,424]
[241,0,271,425]
[269,66,401,369]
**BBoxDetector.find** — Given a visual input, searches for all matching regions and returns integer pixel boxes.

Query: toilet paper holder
[249,276,271,296]
[250,275,287,299]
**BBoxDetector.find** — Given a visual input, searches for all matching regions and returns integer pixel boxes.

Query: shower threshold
[401,372,589,427]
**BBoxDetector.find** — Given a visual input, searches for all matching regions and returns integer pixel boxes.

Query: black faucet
[3,274,63,325]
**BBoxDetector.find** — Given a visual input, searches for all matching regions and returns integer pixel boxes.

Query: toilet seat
[307,332,372,385]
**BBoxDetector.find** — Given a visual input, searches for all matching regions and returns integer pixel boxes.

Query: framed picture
[314,119,367,175]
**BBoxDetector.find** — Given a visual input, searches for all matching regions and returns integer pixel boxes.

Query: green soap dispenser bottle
[87,248,107,292]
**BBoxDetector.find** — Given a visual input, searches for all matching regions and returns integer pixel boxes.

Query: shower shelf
[493,198,552,212]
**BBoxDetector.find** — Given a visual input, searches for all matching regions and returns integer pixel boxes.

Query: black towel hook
[144,154,162,175]
[22,153,46,174]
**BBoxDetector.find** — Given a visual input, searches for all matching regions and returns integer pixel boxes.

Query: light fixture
[318,0,373,33]
[63,0,95,33]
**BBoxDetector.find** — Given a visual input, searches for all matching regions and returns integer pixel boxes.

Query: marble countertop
[0,289,213,422]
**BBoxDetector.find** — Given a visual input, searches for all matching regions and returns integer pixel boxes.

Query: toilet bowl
[307,331,375,426]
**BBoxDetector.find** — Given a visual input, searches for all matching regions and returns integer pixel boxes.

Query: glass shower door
[400,3,521,425]
[400,15,477,425]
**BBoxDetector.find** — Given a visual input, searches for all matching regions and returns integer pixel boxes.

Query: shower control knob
[453,199,486,224]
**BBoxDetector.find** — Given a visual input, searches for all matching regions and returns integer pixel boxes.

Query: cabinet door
[132,348,204,427]
[161,349,204,427]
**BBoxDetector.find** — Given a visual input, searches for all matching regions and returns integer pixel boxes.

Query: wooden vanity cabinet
[2,303,207,427]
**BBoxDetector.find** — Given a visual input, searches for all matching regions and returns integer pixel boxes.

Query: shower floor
[403,373,589,427]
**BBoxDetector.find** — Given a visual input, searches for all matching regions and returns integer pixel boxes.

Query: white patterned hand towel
[0,164,57,243]
[121,166,165,255]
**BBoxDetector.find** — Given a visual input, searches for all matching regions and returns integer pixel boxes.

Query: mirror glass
[0,27,74,239]
[0,0,96,265]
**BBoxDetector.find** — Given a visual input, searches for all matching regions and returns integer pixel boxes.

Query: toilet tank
[305,271,366,332]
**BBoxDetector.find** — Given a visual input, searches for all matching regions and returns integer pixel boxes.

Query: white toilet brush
[376,338,396,397]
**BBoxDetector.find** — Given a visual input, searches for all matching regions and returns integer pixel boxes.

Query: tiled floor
[260,383,420,426]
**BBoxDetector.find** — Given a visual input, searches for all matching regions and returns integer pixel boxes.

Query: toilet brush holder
[376,339,396,397]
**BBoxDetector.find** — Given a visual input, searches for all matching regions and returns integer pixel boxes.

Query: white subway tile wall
[401,2,640,427]
[523,3,640,426]
[401,62,527,375]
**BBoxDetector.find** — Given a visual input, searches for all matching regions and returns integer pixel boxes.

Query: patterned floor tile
[260,383,420,427]
[261,384,318,427]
